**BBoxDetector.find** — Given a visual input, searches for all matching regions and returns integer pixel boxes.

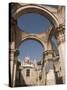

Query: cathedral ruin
[9,3,65,87]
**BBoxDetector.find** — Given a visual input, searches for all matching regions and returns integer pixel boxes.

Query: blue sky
[17,13,52,61]
[17,13,51,33]
[18,40,44,61]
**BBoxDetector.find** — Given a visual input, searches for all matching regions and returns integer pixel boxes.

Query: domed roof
[25,56,30,60]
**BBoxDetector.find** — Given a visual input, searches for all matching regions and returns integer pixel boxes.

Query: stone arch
[13,4,59,27]
[17,35,45,52]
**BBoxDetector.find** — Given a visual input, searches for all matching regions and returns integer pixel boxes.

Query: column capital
[44,50,54,55]
[55,24,65,45]
[9,49,16,52]
[9,49,16,61]
[14,49,20,57]
[9,49,19,61]
[55,24,65,35]
[43,50,54,61]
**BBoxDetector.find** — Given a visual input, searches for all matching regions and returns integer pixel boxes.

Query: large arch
[13,4,59,27]
[18,38,45,61]
[17,36,45,51]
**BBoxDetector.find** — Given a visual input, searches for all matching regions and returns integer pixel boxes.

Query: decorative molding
[55,24,65,45]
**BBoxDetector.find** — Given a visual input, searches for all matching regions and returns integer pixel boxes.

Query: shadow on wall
[15,69,27,87]
[55,72,63,84]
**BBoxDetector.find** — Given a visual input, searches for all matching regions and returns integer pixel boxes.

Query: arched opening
[15,39,44,86]
[14,4,59,27]
[18,39,44,62]
[17,13,53,33]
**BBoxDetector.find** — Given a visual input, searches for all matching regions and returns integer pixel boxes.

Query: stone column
[42,51,46,85]
[43,50,56,85]
[9,49,19,87]
[9,49,16,87]
[9,17,16,87]
[12,53,16,87]
[12,49,19,87]
[55,24,65,83]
